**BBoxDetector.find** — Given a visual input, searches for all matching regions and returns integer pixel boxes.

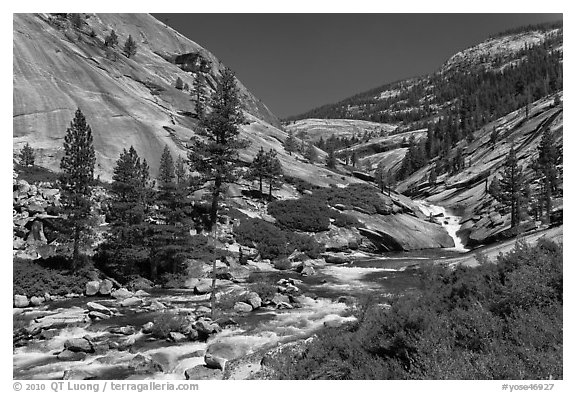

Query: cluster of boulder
[13,174,61,259]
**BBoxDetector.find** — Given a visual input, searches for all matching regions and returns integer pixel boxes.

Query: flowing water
[13,201,469,380]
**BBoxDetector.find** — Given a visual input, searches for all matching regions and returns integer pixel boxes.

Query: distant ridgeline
[286,21,563,182]
[287,21,562,129]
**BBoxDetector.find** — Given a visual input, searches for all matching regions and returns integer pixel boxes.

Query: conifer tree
[59,108,96,270]
[104,29,118,47]
[19,142,35,167]
[248,147,267,197]
[265,148,283,200]
[188,67,249,229]
[193,74,206,119]
[493,146,529,229]
[175,155,187,186]
[123,34,137,58]
[326,146,337,169]
[158,145,175,187]
[175,77,184,90]
[283,130,298,156]
[305,143,318,164]
[490,126,499,149]
[534,128,560,223]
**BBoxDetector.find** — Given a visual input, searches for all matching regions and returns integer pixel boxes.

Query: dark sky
[153,14,562,118]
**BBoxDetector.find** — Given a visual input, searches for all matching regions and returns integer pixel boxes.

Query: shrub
[151,313,189,339]
[273,258,292,271]
[249,280,278,302]
[314,184,390,215]
[13,258,90,297]
[268,197,331,232]
[269,239,563,380]
[234,218,322,259]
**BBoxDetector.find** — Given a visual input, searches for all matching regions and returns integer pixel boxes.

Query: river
[13,201,470,380]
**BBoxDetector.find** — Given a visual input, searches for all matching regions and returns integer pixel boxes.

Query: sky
[154,14,561,119]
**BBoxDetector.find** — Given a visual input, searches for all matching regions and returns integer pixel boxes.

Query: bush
[249,280,278,302]
[234,218,322,260]
[13,258,90,297]
[314,184,390,215]
[151,313,189,339]
[273,258,292,271]
[269,239,563,379]
[268,197,331,232]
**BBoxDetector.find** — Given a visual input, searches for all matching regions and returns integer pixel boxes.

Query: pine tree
[490,126,499,149]
[175,77,184,90]
[326,146,337,169]
[248,147,267,197]
[123,34,137,58]
[175,155,187,185]
[429,165,438,186]
[283,130,298,156]
[305,143,318,164]
[19,142,35,167]
[104,29,118,47]
[265,149,283,200]
[100,146,151,278]
[158,145,175,188]
[494,146,529,229]
[374,162,387,193]
[193,74,206,119]
[69,13,83,29]
[351,151,358,167]
[59,108,96,270]
[188,67,249,229]
[534,128,560,223]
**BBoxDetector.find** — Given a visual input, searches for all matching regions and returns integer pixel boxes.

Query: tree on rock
[248,147,268,197]
[175,77,184,90]
[492,146,529,229]
[59,108,96,270]
[123,34,137,58]
[534,127,561,223]
[104,29,118,47]
[188,67,249,229]
[326,146,337,169]
[19,142,35,167]
[283,130,298,156]
[265,148,283,200]
[305,143,318,164]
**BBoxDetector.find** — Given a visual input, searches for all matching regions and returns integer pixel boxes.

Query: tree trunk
[72,224,80,271]
[268,180,273,200]
[210,229,217,320]
[210,177,221,229]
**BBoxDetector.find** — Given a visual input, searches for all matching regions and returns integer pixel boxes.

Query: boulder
[87,302,112,315]
[62,369,98,380]
[111,288,134,300]
[185,365,223,380]
[147,300,167,311]
[64,338,93,353]
[85,281,101,296]
[98,279,113,295]
[194,280,213,295]
[109,326,136,335]
[321,253,349,264]
[142,322,154,334]
[88,311,110,320]
[271,294,290,306]
[205,339,253,370]
[245,292,262,309]
[214,316,238,328]
[120,297,143,307]
[26,220,47,243]
[277,302,293,310]
[134,290,150,297]
[129,354,163,374]
[14,294,29,308]
[300,266,315,276]
[30,296,45,306]
[168,332,187,342]
[92,342,110,355]
[57,349,86,361]
[127,277,154,291]
[194,320,220,336]
[27,203,45,215]
[233,302,253,313]
[229,266,250,282]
